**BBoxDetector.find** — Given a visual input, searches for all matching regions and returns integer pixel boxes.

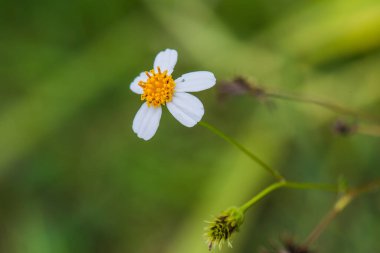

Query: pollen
[139,67,175,107]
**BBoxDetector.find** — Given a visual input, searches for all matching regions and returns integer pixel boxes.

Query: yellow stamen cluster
[139,67,175,107]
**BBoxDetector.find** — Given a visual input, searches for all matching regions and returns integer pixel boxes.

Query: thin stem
[239,181,339,213]
[350,178,380,196]
[303,178,380,247]
[303,195,352,247]
[199,121,285,181]
[357,124,380,137]
[265,91,380,123]
[240,181,286,213]
[284,181,337,192]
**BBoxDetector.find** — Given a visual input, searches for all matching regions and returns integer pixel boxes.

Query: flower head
[205,207,244,251]
[130,49,216,140]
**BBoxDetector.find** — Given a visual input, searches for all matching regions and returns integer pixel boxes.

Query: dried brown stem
[303,179,380,247]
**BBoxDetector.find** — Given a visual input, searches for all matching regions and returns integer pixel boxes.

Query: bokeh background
[1,0,380,252]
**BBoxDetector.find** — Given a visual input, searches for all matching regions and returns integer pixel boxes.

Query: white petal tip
[154,49,178,74]
[167,93,205,127]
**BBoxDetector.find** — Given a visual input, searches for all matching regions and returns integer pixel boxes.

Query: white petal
[153,49,178,75]
[167,92,204,127]
[175,71,216,92]
[132,103,162,140]
[130,72,148,94]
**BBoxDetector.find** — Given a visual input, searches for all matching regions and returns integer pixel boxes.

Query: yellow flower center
[139,67,175,107]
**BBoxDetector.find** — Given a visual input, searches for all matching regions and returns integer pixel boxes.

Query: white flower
[130,49,216,140]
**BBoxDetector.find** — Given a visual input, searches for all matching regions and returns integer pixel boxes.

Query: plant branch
[264,91,380,123]
[199,121,285,181]
[303,178,380,247]
[239,181,339,213]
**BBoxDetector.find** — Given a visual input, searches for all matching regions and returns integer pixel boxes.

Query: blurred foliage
[0,0,379,253]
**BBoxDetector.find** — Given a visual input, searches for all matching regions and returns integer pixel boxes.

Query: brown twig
[303,179,380,247]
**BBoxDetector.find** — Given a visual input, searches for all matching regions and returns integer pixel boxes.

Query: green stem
[239,181,338,213]
[199,121,285,181]
[284,181,337,192]
[266,92,380,123]
[198,121,339,214]
[240,181,286,213]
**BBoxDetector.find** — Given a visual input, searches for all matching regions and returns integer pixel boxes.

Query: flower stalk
[303,178,380,247]
[219,77,380,123]
[239,181,338,213]
[200,119,343,249]
[199,121,285,181]
[205,180,338,250]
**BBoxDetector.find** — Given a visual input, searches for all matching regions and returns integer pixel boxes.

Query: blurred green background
[1,0,380,252]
